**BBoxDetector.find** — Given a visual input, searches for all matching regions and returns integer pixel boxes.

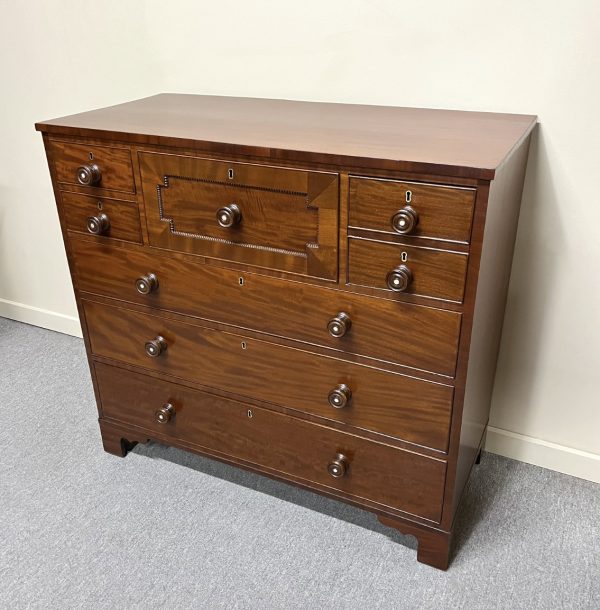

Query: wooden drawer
[349,177,475,242]
[84,301,454,451]
[138,152,338,280]
[50,140,135,193]
[95,362,447,522]
[71,239,461,376]
[61,193,141,242]
[348,237,468,303]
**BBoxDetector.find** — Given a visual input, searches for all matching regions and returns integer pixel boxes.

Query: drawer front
[85,301,454,451]
[50,140,135,193]
[71,239,461,376]
[349,177,475,242]
[139,153,339,280]
[348,237,468,303]
[96,362,446,522]
[61,193,141,242]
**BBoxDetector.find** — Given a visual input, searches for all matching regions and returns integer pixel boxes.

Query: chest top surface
[36,94,536,180]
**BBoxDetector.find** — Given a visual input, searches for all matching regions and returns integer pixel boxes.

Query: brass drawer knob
[154,403,175,424]
[328,384,352,409]
[86,213,110,235]
[216,203,241,228]
[76,163,101,186]
[145,335,167,357]
[386,264,413,292]
[391,206,419,234]
[327,453,349,478]
[327,312,352,338]
[136,273,159,295]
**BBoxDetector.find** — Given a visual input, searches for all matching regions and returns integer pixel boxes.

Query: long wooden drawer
[71,238,461,376]
[95,362,447,522]
[84,301,454,451]
[50,140,135,194]
[349,176,475,242]
[348,237,468,303]
[61,193,141,242]
[138,152,339,280]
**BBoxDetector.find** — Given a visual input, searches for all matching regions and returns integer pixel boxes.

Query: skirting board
[0,298,82,338]
[485,426,600,484]
[1,298,598,484]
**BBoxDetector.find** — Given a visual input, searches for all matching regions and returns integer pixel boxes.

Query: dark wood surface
[61,192,142,243]
[70,237,462,376]
[348,237,469,302]
[95,362,447,522]
[349,176,475,243]
[37,95,536,569]
[85,300,454,451]
[36,94,536,180]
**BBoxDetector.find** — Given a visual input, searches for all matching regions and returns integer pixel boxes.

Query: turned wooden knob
[136,273,159,295]
[145,335,167,357]
[386,264,413,292]
[327,312,351,338]
[86,213,110,235]
[327,453,349,478]
[154,403,175,424]
[391,206,419,234]
[76,163,101,186]
[216,204,241,228]
[328,384,352,409]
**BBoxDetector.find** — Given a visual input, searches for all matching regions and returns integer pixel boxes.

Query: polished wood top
[36,94,536,179]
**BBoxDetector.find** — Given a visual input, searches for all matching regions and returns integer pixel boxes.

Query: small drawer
[50,140,135,193]
[71,238,461,376]
[349,177,475,243]
[61,193,141,242]
[84,301,454,451]
[138,152,338,280]
[348,237,468,303]
[95,362,447,522]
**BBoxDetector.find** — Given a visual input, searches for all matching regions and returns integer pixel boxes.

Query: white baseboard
[485,426,600,484]
[0,298,82,338]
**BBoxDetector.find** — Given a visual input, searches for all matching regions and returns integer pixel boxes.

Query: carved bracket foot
[99,419,149,458]
[378,515,452,570]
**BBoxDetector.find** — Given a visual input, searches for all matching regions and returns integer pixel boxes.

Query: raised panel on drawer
[71,238,461,376]
[138,152,339,280]
[61,193,141,242]
[349,177,475,242]
[50,140,135,193]
[95,362,447,522]
[348,237,468,303]
[84,301,454,451]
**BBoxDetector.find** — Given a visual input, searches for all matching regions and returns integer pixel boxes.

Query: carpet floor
[1,317,598,609]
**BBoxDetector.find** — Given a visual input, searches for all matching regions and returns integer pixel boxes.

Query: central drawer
[71,238,461,376]
[95,362,447,522]
[138,152,339,280]
[84,300,454,451]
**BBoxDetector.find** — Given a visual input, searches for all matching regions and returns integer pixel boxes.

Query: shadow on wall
[490,123,564,433]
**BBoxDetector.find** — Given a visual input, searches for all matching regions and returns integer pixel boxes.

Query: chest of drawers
[36,95,536,569]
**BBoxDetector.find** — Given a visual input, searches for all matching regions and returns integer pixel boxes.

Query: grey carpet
[1,316,598,610]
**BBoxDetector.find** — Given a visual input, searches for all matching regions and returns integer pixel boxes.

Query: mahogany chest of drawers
[36,95,535,569]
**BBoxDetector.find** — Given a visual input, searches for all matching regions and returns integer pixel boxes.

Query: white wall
[1,1,598,481]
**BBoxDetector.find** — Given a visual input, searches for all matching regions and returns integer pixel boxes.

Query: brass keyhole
[239,277,244,286]
[241,341,247,350]
[97,201,103,210]
[89,152,94,160]
[228,168,234,180]
[405,190,412,203]
[401,251,408,262]
[247,409,253,418]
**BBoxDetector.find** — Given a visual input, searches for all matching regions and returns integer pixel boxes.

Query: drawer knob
[86,213,110,235]
[327,312,352,338]
[327,453,349,478]
[328,384,352,409]
[136,273,159,295]
[216,204,241,228]
[391,206,419,234]
[386,264,413,292]
[76,163,101,186]
[154,403,175,424]
[145,335,167,357]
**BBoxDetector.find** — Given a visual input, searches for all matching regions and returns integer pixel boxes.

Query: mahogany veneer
[36,94,536,570]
